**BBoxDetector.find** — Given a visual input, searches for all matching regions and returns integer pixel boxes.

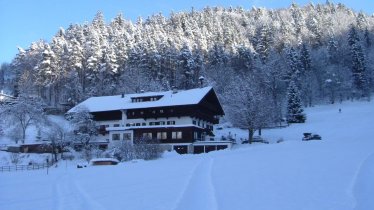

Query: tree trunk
[22,127,26,144]
[248,128,254,144]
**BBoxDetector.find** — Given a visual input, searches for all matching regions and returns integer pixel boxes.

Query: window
[140,111,144,115]
[152,110,156,114]
[126,123,130,127]
[193,120,197,125]
[135,123,140,126]
[167,121,175,125]
[112,134,120,141]
[142,123,146,126]
[114,124,120,127]
[160,121,166,125]
[172,131,182,139]
[123,133,132,141]
[142,133,152,139]
[157,132,167,140]
[160,109,164,113]
[149,122,155,126]
[99,125,106,130]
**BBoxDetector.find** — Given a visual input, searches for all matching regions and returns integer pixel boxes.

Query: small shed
[90,158,119,166]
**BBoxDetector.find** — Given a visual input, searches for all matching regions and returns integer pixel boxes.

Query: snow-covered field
[1,100,374,210]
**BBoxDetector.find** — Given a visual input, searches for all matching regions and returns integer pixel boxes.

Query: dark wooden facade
[92,110,122,121]
[133,126,205,144]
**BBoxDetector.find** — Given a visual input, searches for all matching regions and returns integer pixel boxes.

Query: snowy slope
[1,100,374,210]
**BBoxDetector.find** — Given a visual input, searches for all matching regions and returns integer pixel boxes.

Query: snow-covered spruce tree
[178,43,196,89]
[0,63,9,88]
[254,24,273,64]
[299,43,315,107]
[348,25,370,99]
[5,2,374,106]
[286,81,306,123]
[0,125,4,136]
[285,47,301,84]
[36,43,61,105]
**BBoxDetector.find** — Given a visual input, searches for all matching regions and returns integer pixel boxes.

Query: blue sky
[0,0,372,64]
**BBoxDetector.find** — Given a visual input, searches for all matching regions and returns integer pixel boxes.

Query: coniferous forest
[1,2,373,129]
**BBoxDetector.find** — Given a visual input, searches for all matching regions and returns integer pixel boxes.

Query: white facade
[93,114,215,147]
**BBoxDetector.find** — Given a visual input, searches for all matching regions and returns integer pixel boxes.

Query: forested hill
[2,2,373,121]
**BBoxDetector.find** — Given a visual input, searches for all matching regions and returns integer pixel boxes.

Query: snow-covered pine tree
[286,81,306,123]
[179,43,196,89]
[348,25,369,99]
[255,24,273,64]
[4,2,374,109]
[285,47,301,84]
[299,43,315,106]
[364,27,372,48]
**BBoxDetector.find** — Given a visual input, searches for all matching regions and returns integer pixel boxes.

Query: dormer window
[131,95,163,103]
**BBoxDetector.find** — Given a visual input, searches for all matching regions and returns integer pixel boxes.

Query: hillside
[2,2,373,113]
[1,99,373,210]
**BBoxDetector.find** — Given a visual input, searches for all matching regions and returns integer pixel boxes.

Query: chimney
[199,76,205,88]
[140,90,145,93]
[121,93,125,98]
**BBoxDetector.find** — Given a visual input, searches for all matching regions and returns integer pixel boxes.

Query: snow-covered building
[68,87,232,154]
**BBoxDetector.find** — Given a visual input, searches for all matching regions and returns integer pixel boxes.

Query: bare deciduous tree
[0,96,46,143]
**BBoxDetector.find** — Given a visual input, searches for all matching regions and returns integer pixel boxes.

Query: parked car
[302,133,322,141]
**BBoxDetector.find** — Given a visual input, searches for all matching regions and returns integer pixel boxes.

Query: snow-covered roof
[68,86,213,113]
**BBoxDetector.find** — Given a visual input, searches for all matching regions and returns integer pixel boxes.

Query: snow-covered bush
[110,138,163,162]
[10,153,21,165]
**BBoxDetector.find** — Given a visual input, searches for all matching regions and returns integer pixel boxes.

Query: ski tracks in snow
[173,156,218,210]
[351,152,374,210]
[53,172,106,210]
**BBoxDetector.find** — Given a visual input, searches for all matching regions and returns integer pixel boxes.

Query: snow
[68,86,213,113]
[0,115,71,145]
[1,99,374,210]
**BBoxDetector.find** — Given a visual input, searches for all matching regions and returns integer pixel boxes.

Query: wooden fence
[0,163,52,172]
